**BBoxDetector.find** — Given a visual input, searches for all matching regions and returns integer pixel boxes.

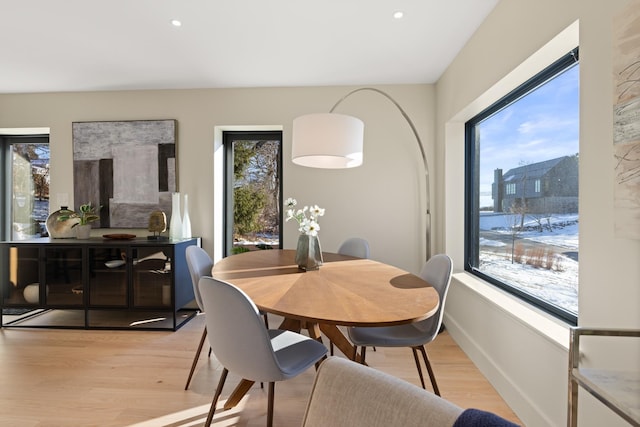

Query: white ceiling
[0,0,498,94]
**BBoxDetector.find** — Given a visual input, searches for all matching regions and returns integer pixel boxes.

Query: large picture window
[465,48,579,324]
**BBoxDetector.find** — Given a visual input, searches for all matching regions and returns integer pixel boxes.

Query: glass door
[223,131,283,256]
[88,246,128,307]
[43,246,83,306]
[132,246,172,308]
[2,245,40,306]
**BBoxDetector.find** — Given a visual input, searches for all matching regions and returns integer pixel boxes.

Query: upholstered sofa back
[302,357,463,427]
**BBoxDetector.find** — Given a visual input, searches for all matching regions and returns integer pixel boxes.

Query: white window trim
[213,125,283,264]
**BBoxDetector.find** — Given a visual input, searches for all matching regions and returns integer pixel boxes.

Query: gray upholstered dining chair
[337,237,370,259]
[184,245,214,390]
[347,253,453,396]
[184,246,270,390]
[198,276,328,427]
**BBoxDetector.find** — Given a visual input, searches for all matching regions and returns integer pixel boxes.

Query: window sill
[451,271,570,350]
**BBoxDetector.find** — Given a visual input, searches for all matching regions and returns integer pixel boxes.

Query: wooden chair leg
[185,326,208,390]
[360,346,367,364]
[411,347,427,389]
[204,367,228,427]
[417,345,440,396]
[267,382,275,427]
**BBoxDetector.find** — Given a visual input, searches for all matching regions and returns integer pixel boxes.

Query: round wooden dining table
[211,249,439,409]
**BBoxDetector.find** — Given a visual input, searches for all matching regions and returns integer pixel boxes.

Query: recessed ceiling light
[171,19,182,27]
[393,11,404,19]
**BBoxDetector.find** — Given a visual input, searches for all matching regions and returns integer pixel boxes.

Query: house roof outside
[502,157,569,182]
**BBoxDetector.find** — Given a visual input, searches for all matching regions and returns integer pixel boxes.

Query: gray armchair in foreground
[303,357,519,427]
[302,356,461,426]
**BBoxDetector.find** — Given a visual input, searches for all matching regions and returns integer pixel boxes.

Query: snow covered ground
[478,213,578,314]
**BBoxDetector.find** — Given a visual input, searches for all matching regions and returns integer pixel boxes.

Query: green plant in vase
[58,202,101,239]
[76,202,101,225]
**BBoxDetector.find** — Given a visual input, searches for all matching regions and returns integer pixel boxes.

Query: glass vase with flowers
[285,197,325,271]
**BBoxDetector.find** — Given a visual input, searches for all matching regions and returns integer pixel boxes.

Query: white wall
[438,0,640,426]
[0,85,434,275]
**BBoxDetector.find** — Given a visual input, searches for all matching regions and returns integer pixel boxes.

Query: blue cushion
[452,408,520,427]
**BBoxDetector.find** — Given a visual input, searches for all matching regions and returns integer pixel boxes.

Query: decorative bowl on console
[54,202,101,239]
[45,206,80,238]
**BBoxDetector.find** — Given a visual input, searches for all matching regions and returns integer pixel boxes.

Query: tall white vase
[169,192,183,240]
[182,194,192,239]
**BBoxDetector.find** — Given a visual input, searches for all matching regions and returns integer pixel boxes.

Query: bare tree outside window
[225,132,282,255]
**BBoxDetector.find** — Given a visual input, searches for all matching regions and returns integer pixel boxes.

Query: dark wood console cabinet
[0,237,200,330]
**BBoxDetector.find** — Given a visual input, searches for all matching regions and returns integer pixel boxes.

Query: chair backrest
[415,254,453,339]
[185,246,213,311]
[198,276,284,381]
[337,237,370,259]
[302,357,462,427]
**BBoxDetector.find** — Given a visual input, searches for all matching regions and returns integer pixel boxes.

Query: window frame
[223,130,283,257]
[464,47,579,325]
[0,134,50,241]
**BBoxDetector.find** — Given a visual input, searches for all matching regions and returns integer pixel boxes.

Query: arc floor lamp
[292,87,431,261]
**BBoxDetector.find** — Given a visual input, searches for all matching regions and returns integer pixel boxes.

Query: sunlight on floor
[127,398,247,427]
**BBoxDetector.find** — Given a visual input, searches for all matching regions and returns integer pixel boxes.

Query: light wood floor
[0,313,521,426]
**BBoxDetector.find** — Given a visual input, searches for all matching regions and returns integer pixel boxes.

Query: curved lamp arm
[330,87,432,261]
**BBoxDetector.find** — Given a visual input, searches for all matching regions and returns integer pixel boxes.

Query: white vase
[182,194,192,239]
[23,283,50,304]
[169,192,183,240]
[23,283,44,304]
[75,224,92,239]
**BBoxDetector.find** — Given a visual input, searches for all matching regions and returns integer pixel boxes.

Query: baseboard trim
[444,273,572,427]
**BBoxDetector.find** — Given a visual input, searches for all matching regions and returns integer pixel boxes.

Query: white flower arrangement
[285,197,325,237]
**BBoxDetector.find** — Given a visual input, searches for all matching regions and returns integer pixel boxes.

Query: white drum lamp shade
[290,87,432,261]
[292,113,364,169]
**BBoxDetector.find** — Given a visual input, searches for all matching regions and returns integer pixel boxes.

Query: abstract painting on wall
[613,3,640,239]
[72,119,177,229]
